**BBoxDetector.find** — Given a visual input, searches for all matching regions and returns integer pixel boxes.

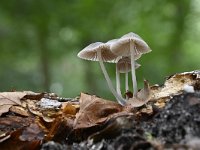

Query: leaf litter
[0,70,199,149]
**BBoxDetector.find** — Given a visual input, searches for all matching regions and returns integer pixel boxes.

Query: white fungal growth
[183,84,195,93]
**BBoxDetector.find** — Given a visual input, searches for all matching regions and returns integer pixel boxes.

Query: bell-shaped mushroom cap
[106,38,118,44]
[77,42,118,62]
[117,57,141,73]
[111,32,151,58]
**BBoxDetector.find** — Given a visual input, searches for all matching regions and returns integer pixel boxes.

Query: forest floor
[0,70,200,150]
[42,92,200,150]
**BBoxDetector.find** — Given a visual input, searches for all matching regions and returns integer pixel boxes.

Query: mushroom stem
[125,63,129,92]
[116,65,122,97]
[97,50,126,105]
[125,63,129,99]
[130,42,138,95]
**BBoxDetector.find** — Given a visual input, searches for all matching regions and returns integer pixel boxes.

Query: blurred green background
[0,0,199,100]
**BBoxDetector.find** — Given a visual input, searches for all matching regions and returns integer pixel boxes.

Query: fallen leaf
[0,116,34,135]
[27,100,43,117]
[26,98,63,123]
[0,105,12,116]
[0,92,26,106]
[19,123,45,141]
[0,128,42,150]
[23,91,44,100]
[127,71,200,110]
[0,115,34,145]
[73,93,132,129]
[0,91,44,116]
[10,106,29,117]
[35,114,74,142]
[62,103,77,117]
[127,80,151,108]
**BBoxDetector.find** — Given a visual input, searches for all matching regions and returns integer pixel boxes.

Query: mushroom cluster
[77,32,151,106]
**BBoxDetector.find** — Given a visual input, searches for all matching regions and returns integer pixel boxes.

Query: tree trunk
[37,28,50,92]
[167,0,191,73]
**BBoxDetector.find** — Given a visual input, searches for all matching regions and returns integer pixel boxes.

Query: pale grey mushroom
[111,32,151,95]
[116,56,141,99]
[77,42,126,105]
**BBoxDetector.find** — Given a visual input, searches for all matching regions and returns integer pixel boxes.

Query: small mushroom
[77,42,126,105]
[111,32,151,95]
[116,56,141,99]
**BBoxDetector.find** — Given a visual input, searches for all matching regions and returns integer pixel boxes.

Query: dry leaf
[10,106,29,117]
[0,128,42,150]
[62,103,77,117]
[23,91,44,100]
[0,91,44,116]
[127,71,200,110]
[26,98,63,123]
[27,100,43,117]
[37,114,73,142]
[0,105,13,116]
[19,123,45,141]
[73,93,132,129]
[0,115,34,145]
[127,80,151,108]
[0,92,26,106]
[0,116,34,135]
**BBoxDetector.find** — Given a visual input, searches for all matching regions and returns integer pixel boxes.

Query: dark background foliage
[0,0,199,100]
